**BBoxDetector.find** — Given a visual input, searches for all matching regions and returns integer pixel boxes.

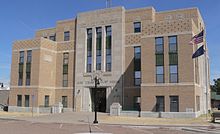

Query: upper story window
[169,36,177,53]
[155,37,164,53]
[49,34,56,41]
[27,50,32,63]
[19,51,24,64]
[96,27,102,70]
[134,22,141,33]
[64,31,70,41]
[106,26,112,72]
[87,28,92,73]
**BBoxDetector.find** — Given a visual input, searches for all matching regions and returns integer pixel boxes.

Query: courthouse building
[9,6,210,117]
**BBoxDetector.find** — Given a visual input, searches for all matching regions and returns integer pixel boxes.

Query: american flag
[189,30,204,45]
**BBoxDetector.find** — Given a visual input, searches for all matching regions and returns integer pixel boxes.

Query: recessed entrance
[91,88,106,112]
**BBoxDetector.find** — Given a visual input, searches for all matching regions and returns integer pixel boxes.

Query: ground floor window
[17,95,22,107]
[44,95,49,107]
[170,96,179,112]
[25,95,30,107]
[62,96,68,108]
[196,96,200,111]
[156,96,165,112]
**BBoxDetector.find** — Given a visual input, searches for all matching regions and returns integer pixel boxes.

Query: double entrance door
[91,88,106,112]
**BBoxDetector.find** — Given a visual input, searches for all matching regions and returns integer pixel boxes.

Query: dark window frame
[170,96,179,112]
[134,22,141,33]
[17,95,22,107]
[134,46,141,86]
[106,26,112,72]
[96,27,102,71]
[25,95,30,107]
[64,31,70,41]
[87,28,92,73]
[156,96,165,112]
[44,95,49,107]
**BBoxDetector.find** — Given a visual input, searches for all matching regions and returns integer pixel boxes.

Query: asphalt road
[0,119,196,134]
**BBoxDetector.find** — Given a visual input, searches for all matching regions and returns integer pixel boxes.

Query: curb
[182,128,220,134]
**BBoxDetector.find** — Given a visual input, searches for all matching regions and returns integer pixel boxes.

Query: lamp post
[93,76,100,124]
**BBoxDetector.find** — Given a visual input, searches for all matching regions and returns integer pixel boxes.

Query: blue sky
[0,0,220,86]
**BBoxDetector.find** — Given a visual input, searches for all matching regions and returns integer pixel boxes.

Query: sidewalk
[0,111,216,126]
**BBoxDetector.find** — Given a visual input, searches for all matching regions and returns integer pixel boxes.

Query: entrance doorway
[91,88,106,112]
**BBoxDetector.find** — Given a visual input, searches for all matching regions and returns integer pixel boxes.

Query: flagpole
[204,44,209,120]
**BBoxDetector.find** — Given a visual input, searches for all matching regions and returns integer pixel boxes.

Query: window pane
[26,63,31,73]
[49,35,56,41]
[45,96,49,107]
[19,63,23,73]
[156,44,163,53]
[134,59,141,71]
[156,74,164,83]
[27,50,32,63]
[156,66,164,74]
[106,63,111,71]
[63,65,68,74]
[170,74,178,83]
[134,22,141,33]
[64,31,70,41]
[156,54,164,66]
[106,55,111,63]
[106,49,111,55]
[169,53,178,65]
[19,51,24,63]
[96,63,101,70]
[156,96,164,112]
[63,80,68,87]
[135,78,141,86]
[87,64,92,72]
[63,74,68,81]
[135,71,141,78]
[96,56,101,64]
[87,57,92,64]
[106,26,112,36]
[17,95,22,107]
[169,36,177,44]
[170,96,179,112]
[25,95,29,107]
[169,43,177,52]
[155,37,163,45]
[170,65,177,73]
[62,96,68,108]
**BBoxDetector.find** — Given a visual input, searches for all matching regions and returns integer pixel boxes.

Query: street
[0,119,196,134]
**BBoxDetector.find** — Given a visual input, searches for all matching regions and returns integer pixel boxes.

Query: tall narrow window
[62,96,68,108]
[134,46,141,86]
[155,37,164,83]
[25,95,30,107]
[18,51,24,86]
[63,53,69,87]
[170,96,179,112]
[134,22,141,33]
[49,34,56,41]
[106,26,112,72]
[44,95,49,107]
[87,28,92,72]
[96,27,102,70]
[17,95,22,107]
[196,96,200,111]
[156,96,165,112]
[169,36,178,83]
[26,50,32,86]
[64,31,70,41]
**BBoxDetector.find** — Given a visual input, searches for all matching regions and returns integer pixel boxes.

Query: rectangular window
[134,46,141,86]
[19,51,24,63]
[170,96,179,112]
[64,31,70,41]
[26,72,31,86]
[96,27,102,70]
[25,95,30,107]
[156,66,164,83]
[63,53,69,87]
[156,96,165,112]
[170,65,178,83]
[49,34,56,41]
[44,95,49,107]
[17,95,22,107]
[87,28,92,72]
[155,37,164,54]
[196,96,200,111]
[62,96,68,108]
[26,51,32,85]
[134,22,141,33]
[106,26,112,72]
[169,36,178,83]
[27,50,32,63]
[155,37,164,83]
[169,36,177,53]
[18,63,23,86]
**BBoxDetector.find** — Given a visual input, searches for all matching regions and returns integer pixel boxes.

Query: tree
[211,78,220,94]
